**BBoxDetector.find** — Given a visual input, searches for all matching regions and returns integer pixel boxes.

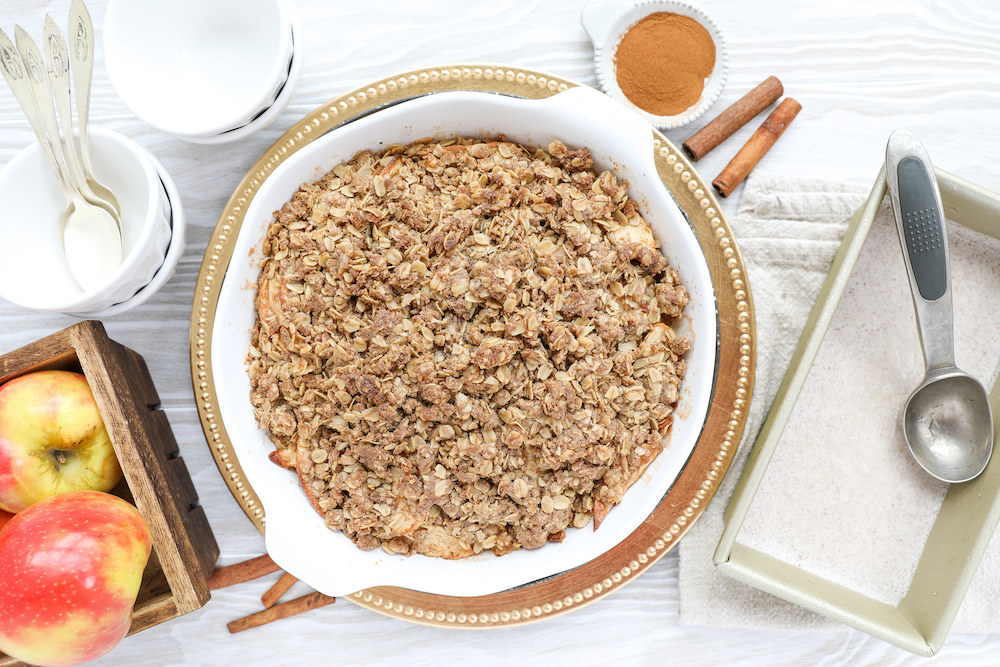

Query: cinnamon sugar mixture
[248,138,690,558]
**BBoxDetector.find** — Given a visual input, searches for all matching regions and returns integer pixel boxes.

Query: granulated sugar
[737,203,1000,605]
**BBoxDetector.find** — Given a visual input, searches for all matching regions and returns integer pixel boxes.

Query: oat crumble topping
[248,137,690,558]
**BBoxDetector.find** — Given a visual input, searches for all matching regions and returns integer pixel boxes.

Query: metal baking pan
[714,168,1000,656]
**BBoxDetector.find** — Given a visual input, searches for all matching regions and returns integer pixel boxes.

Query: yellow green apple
[0,490,151,666]
[0,370,121,513]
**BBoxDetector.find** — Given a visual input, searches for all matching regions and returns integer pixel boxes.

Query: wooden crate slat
[185,506,219,586]
[162,447,199,509]
[0,327,77,382]
[127,593,181,636]
[147,409,198,509]
[149,418,216,581]
[184,506,220,583]
[118,344,161,408]
[163,455,217,581]
[108,343,218,583]
[70,322,216,614]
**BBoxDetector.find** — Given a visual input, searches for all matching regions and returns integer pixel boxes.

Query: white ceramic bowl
[104,0,293,138]
[69,150,186,318]
[582,0,728,130]
[213,87,718,597]
[0,128,171,314]
[177,25,302,146]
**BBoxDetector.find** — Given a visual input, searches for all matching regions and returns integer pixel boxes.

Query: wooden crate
[0,321,218,666]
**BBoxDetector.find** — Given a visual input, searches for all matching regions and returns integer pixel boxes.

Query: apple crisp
[248,137,691,558]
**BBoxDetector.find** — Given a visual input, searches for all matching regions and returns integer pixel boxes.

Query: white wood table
[2,1,999,664]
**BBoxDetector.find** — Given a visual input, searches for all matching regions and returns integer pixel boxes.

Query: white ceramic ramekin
[0,128,172,314]
[177,26,302,146]
[69,150,186,318]
[211,86,718,597]
[582,0,728,130]
[104,0,294,140]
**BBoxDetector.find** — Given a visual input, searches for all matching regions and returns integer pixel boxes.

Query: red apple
[0,508,12,532]
[0,370,121,513]
[0,491,151,667]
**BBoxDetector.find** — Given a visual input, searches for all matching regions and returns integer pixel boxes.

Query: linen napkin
[677,171,1000,634]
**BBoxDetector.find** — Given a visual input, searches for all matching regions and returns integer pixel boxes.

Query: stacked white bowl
[103,0,300,144]
[0,128,185,316]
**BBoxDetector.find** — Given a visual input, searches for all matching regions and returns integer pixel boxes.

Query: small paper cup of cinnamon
[582,0,728,130]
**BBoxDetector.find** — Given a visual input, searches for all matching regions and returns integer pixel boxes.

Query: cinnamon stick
[712,98,802,198]
[261,572,299,609]
[227,592,336,634]
[208,554,280,590]
[682,76,784,161]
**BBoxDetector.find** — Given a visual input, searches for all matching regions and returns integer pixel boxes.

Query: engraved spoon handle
[68,0,96,178]
[14,25,79,202]
[43,16,98,202]
[0,28,73,199]
[67,1,122,223]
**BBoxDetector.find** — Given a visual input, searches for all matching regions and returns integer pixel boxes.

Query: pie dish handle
[265,529,382,597]
[531,85,658,175]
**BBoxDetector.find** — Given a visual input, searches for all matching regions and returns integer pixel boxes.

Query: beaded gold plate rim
[190,63,755,628]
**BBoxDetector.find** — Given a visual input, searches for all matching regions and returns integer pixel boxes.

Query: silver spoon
[43,15,121,229]
[0,30,64,187]
[14,26,121,292]
[68,0,122,221]
[886,129,994,483]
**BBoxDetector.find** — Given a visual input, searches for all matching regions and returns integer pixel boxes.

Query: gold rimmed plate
[191,64,755,627]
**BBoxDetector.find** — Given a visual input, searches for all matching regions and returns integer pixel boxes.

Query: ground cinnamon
[614,12,715,116]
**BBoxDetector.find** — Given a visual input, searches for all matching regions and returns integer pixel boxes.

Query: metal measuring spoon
[886,130,994,483]
[14,26,121,292]
[68,1,122,222]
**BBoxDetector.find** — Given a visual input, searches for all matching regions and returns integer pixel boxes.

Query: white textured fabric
[677,172,1000,634]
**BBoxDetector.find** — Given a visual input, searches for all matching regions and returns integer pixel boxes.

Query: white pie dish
[211,86,718,597]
